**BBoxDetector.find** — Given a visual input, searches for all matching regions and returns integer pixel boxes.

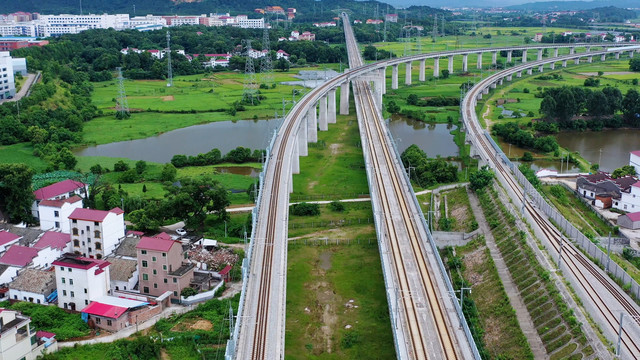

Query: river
[555,129,640,172]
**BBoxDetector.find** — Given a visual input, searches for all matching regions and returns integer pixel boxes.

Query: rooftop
[38,195,83,208]
[625,211,640,222]
[631,150,640,157]
[34,231,70,251]
[107,257,137,282]
[52,253,110,272]
[169,263,195,277]
[81,301,127,319]
[114,237,140,258]
[0,231,20,246]
[36,330,56,339]
[9,268,55,293]
[136,236,179,252]
[68,207,123,222]
[33,179,86,201]
[0,245,39,267]
[614,176,637,190]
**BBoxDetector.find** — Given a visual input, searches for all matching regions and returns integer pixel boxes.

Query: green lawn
[285,233,394,360]
[288,202,374,238]
[0,142,47,171]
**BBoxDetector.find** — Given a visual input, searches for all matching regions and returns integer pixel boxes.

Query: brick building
[136,236,194,300]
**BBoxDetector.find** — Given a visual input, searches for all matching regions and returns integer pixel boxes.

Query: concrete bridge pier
[433,57,440,77]
[601,54,606,62]
[476,93,483,100]
[630,51,635,59]
[307,104,317,143]
[506,74,512,81]
[327,89,336,124]
[490,82,497,89]
[375,77,383,108]
[549,62,555,70]
[292,138,300,175]
[297,122,308,156]
[483,88,489,95]
[537,48,543,61]
[498,78,503,85]
[575,57,580,65]
[570,47,575,55]
[419,59,426,81]
[615,52,621,60]
[339,81,350,115]
[516,71,522,78]
[462,54,468,72]
[562,60,568,68]
[448,55,454,74]
[554,48,559,57]
[477,53,483,69]
[288,170,294,193]
[405,62,412,85]
[586,46,591,53]
[319,96,328,131]
[380,69,386,94]
[522,49,527,63]
[491,51,497,66]
[527,68,533,75]
[587,56,593,63]
[538,65,544,72]
[506,51,512,64]
[392,64,399,89]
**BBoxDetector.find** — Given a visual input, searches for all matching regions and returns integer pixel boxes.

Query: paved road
[0,72,37,105]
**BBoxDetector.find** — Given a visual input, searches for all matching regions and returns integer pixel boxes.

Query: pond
[497,139,581,173]
[555,129,640,172]
[387,115,459,157]
[74,119,282,163]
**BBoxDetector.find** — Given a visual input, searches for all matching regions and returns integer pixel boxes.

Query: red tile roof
[52,254,110,271]
[0,245,39,267]
[136,236,179,252]
[626,212,640,222]
[0,231,20,246]
[33,180,86,201]
[219,265,232,276]
[633,181,640,189]
[38,195,83,208]
[34,232,70,251]
[68,208,122,222]
[631,150,640,157]
[36,330,56,339]
[154,232,172,240]
[82,302,127,319]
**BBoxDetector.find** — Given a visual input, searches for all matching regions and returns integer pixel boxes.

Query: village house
[575,172,637,209]
[81,296,163,332]
[34,231,71,253]
[618,211,640,230]
[53,253,111,312]
[107,256,138,293]
[0,230,21,253]
[0,244,59,269]
[617,181,640,212]
[630,150,640,176]
[37,195,83,233]
[31,179,87,219]
[8,268,56,305]
[68,207,125,259]
[0,309,57,359]
[136,235,194,300]
[276,49,290,60]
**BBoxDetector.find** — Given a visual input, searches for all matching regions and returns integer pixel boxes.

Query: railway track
[462,55,640,358]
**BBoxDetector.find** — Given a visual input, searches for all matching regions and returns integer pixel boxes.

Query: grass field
[285,233,394,360]
[0,142,47,171]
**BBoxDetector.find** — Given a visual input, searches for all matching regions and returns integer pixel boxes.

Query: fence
[180,281,225,306]
[289,218,373,229]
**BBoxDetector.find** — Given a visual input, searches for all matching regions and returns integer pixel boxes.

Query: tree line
[400,144,459,187]
[170,146,265,168]
[492,122,559,153]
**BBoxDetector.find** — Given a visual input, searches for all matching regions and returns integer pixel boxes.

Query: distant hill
[508,0,640,11]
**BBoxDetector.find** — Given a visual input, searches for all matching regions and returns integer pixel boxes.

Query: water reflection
[388,115,459,157]
[556,129,640,172]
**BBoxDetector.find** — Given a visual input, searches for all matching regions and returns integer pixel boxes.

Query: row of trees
[492,122,559,153]
[400,145,458,187]
[170,147,265,168]
[539,86,640,126]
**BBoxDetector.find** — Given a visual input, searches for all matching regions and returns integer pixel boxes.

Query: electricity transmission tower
[260,28,274,88]
[166,31,173,87]
[432,14,438,42]
[383,4,388,42]
[243,40,259,105]
[115,67,129,119]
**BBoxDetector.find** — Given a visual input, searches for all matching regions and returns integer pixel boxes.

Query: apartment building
[136,235,194,300]
[0,309,56,360]
[52,253,111,311]
[68,207,125,259]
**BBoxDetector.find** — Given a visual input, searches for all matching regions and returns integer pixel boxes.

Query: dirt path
[482,104,494,129]
[467,188,548,359]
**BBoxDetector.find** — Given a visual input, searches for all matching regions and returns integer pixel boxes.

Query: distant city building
[0,51,17,99]
[385,14,398,23]
[0,37,48,51]
[313,22,336,27]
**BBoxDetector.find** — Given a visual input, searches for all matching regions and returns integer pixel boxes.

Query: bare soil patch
[170,318,213,332]
[162,95,175,101]
[329,143,341,155]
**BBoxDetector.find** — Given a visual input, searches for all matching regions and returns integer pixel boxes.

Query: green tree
[276,57,290,72]
[540,96,557,119]
[622,89,640,124]
[119,169,138,183]
[469,166,494,191]
[0,164,35,224]
[407,93,419,105]
[441,69,450,79]
[521,152,534,161]
[291,202,320,216]
[161,163,177,182]
[612,165,636,178]
[135,160,147,174]
[630,58,640,72]
[114,160,129,172]
[167,177,230,229]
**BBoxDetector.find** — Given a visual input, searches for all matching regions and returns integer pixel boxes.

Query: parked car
[176,228,187,236]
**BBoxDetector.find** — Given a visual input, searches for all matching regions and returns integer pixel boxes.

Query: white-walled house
[52,253,111,312]
[276,49,290,60]
[631,150,640,177]
[34,231,71,253]
[32,180,87,219]
[0,244,59,269]
[0,309,55,360]
[38,195,83,233]
[8,268,56,305]
[0,266,20,287]
[617,181,640,212]
[107,257,138,293]
[0,231,21,253]
[68,207,125,259]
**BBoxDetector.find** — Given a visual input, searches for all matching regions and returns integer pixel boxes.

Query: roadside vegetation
[436,186,478,232]
[0,301,89,341]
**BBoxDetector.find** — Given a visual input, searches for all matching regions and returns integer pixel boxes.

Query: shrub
[291,202,320,216]
[329,201,345,212]
[521,152,533,161]
[113,160,129,172]
[181,287,198,298]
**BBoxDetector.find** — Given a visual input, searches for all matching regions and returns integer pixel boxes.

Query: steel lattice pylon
[115,67,129,119]
[166,31,173,87]
[243,39,259,105]
[260,28,274,88]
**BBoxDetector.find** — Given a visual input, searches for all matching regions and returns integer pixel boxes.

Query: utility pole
[166,31,173,87]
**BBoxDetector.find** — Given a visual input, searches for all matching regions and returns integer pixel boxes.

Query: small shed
[617,212,640,230]
[219,265,232,283]
[595,195,612,209]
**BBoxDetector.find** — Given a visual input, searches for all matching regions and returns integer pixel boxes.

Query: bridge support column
[462,54,468,72]
[318,96,328,131]
[522,49,527,63]
[376,79,383,108]
[477,53,483,69]
[506,74,512,81]
[630,51,635,58]
[483,88,489,95]
[392,64,398,89]
[586,46,591,53]
[405,62,412,85]
[307,104,317,143]
[340,81,350,115]
[289,170,294,193]
[538,65,544,73]
[327,89,336,124]
[292,138,300,175]
[570,47,575,55]
[498,78,503,85]
[537,49,543,61]
[476,93,483,100]
[380,69,386,94]
[297,122,307,156]
[549,62,555,70]
[516,71,522,78]
[491,51,497,66]
[587,56,593,63]
[433,57,440,77]
[448,55,454,74]
[615,52,620,60]
[527,68,533,75]
[490,82,497,89]
[562,60,567,67]
[419,59,426,82]
[575,57,580,65]
[506,51,512,64]
[554,48,559,57]
[601,54,606,62]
